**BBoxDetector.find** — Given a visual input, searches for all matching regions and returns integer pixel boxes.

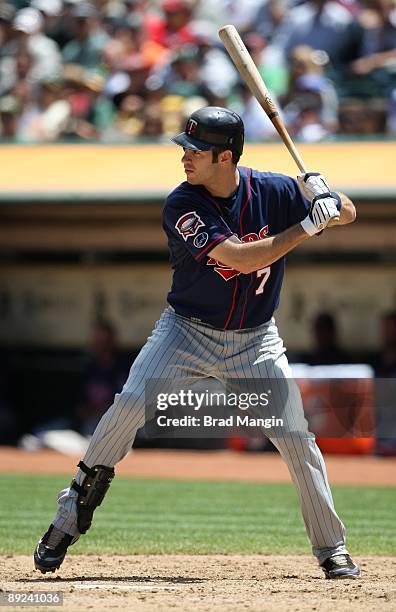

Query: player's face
[181,148,216,185]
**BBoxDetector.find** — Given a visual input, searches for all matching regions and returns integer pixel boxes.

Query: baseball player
[34,106,360,579]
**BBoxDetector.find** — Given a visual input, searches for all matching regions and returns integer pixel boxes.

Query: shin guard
[71,461,115,534]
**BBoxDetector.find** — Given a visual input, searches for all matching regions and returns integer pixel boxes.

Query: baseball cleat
[320,554,361,579]
[34,524,76,573]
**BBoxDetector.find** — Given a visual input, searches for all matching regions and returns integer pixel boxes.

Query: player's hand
[297,172,331,201]
[300,193,342,236]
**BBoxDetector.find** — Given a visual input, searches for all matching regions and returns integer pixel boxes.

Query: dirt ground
[1,447,396,485]
[1,448,395,611]
[1,555,395,612]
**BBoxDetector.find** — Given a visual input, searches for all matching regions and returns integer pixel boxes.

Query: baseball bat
[218,24,307,174]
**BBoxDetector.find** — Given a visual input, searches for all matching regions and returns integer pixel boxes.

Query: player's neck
[204,167,240,198]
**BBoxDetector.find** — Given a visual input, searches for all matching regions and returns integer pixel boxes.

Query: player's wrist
[300,215,320,236]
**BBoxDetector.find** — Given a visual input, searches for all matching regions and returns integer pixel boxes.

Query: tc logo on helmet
[186,119,198,135]
[175,211,205,241]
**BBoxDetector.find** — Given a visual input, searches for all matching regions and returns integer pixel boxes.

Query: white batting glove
[298,172,331,201]
[301,193,341,236]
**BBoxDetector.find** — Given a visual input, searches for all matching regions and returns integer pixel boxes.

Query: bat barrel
[218,24,307,174]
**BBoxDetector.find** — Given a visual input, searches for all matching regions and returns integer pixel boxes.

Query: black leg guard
[71,461,115,534]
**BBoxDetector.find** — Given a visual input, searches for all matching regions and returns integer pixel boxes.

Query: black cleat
[320,554,361,579]
[34,524,76,574]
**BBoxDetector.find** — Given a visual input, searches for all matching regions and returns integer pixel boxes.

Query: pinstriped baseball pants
[53,307,348,564]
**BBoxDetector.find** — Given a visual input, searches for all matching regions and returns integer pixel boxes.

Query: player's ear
[219,149,233,164]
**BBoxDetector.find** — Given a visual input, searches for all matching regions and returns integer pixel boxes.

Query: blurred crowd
[0,0,396,142]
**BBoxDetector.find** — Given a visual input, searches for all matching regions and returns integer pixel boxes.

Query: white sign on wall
[0,264,171,348]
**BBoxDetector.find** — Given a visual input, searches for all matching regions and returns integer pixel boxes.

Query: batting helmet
[171,106,244,157]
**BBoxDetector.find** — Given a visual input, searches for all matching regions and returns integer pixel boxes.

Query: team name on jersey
[207,225,269,280]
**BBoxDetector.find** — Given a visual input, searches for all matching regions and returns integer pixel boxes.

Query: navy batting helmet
[171,106,244,157]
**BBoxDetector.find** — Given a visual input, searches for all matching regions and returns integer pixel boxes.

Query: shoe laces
[330,554,349,566]
[45,527,67,549]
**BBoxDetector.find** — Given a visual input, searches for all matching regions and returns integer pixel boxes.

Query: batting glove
[298,172,332,201]
[301,193,342,236]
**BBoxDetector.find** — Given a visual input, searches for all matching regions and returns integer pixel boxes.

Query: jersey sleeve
[284,176,311,226]
[163,195,234,262]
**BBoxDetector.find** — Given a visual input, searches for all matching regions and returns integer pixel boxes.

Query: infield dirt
[1,447,395,485]
[1,554,395,611]
[1,449,395,610]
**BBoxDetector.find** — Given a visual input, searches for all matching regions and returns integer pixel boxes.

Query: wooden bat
[218,24,307,174]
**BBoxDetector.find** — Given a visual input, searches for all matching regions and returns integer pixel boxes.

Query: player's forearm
[237,194,356,270]
[336,193,356,225]
[326,193,356,228]
[237,224,310,272]
[211,224,309,274]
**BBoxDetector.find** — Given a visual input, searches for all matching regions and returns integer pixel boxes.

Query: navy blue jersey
[163,167,310,330]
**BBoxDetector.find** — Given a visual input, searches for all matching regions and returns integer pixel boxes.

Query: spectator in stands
[0,2,17,94]
[31,0,63,39]
[0,1,13,29]
[75,319,130,436]
[373,311,396,377]
[160,45,203,98]
[281,45,339,136]
[191,21,238,99]
[139,103,165,138]
[117,0,152,41]
[290,92,331,141]
[100,37,130,96]
[60,64,111,140]
[372,311,396,455]
[243,30,288,98]
[271,0,355,65]
[120,52,153,96]
[125,0,149,19]
[233,82,280,140]
[338,97,387,133]
[62,2,109,69]
[198,0,265,33]
[101,92,144,140]
[388,86,396,133]
[305,312,350,365]
[12,7,62,83]
[17,78,71,142]
[0,0,394,140]
[348,0,396,94]
[0,46,35,101]
[154,93,206,138]
[151,24,237,104]
[0,2,16,56]
[145,0,197,50]
[0,94,21,140]
[45,0,80,49]
[110,13,169,68]
[254,0,292,43]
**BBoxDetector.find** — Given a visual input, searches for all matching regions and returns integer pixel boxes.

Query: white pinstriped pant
[53,307,348,564]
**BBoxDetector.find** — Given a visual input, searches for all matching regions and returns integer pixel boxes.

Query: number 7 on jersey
[256,267,271,295]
